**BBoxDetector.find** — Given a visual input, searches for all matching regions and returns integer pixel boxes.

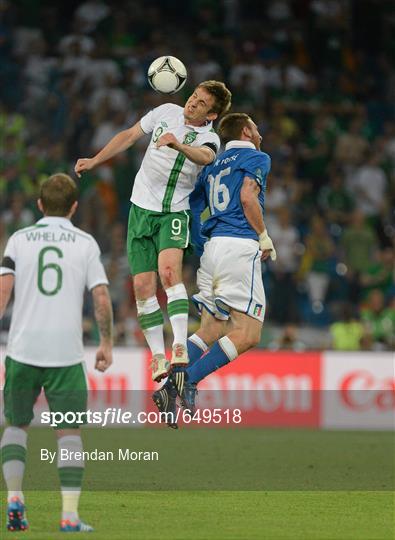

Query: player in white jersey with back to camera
[0,173,113,533]
[75,81,231,383]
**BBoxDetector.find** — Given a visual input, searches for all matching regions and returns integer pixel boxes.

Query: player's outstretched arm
[0,274,14,319]
[74,122,145,178]
[240,176,276,261]
[156,133,215,165]
[92,284,113,372]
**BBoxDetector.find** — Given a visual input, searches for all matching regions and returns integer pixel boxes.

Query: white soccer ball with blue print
[148,56,187,94]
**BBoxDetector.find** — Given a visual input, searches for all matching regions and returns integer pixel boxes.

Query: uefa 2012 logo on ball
[147,56,187,94]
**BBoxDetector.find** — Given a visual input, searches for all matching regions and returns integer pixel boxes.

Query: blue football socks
[187,341,230,383]
[187,337,206,367]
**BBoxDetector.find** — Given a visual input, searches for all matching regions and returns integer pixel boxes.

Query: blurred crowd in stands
[1,0,394,350]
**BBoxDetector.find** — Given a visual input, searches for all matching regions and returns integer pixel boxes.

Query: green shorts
[3,357,88,429]
[127,204,192,275]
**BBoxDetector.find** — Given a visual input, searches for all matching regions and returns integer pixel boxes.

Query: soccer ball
[147,56,187,94]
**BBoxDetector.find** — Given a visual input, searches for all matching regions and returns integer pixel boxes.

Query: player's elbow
[123,128,138,147]
[123,124,143,147]
[199,149,215,166]
[92,284,111,309]
[240,193,254,209]
[196,156,213,167]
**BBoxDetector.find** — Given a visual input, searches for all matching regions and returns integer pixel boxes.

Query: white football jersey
[0,217,108,367]
[131,103,220,213]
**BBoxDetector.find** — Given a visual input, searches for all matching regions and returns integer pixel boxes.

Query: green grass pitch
[1,427,393,539]
[1,490,393,539]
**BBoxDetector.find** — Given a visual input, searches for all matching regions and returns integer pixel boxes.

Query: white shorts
[192,236,266,322]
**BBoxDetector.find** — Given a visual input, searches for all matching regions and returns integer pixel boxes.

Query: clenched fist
[259,230,277,261]
[74,158,96,178]
[156,133,180,150]
[95,344,113,372]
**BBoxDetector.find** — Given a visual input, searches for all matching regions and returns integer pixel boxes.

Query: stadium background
[1,0,394,352]
[0,2,394,539]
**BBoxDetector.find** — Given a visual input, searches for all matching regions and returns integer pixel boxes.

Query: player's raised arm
[240,176,276,261]
[91,284,113,372]
[74,121,145,178]
[156,132,215,166]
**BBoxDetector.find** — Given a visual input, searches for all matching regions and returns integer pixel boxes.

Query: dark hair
[197,80,232,117]
[40,173,78,216]
[218,112,251,145]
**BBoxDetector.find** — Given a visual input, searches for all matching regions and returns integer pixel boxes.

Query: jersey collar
[225,140,256,150]
[181,115,213,133]
[37,217,72,226]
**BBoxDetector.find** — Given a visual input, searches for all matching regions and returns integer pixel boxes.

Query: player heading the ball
[74,80,231,385]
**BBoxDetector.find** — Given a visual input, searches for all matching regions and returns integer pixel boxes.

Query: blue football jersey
[190,144,271,254]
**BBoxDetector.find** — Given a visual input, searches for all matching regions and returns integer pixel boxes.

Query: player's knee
[200,327,221,346]
[214,325,226,342]
[251,326,262,348]
[159,265,178,288]
[248,334,260,349]
[244,326,261,350]
[134,276,154,298]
